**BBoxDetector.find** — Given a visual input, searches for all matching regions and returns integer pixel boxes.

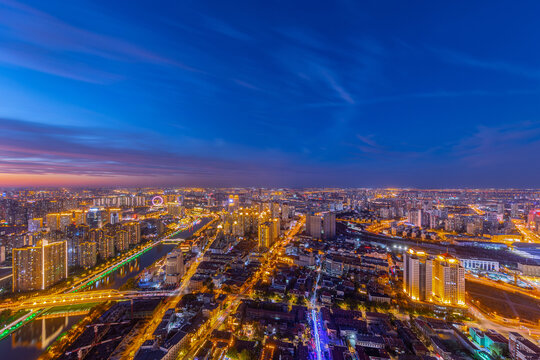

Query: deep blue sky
[1,0,540,187]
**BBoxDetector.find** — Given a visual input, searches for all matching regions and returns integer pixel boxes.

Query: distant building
[306,214,322,239]
[108,208,121,225]
[511,203,519,218]
[322,212,336,240]
[167,202,184,217]
[59,212,72,231]
[27,218,43,233]
[408,209,422,227]
[46,213,60,231]
[527,209,540,232]
[13,240,68,292]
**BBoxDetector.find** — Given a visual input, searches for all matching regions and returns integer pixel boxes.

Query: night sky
[1,0,540,187]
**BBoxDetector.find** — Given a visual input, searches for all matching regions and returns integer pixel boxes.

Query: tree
[239,349,254,360]
[226,348,239,359]
[0,309,12,323]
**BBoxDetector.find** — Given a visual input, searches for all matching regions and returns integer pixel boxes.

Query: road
[122,221,221,358]
[179,217,306,359]
[466,300,540,339]
[310,268,323,360]
[466,275,540,301]
[513,219,540,243]
[0,290,180,311]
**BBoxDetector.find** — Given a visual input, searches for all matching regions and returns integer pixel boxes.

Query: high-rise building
[322,212,336,240]
[79,242,97,269]
[511,203,519,218]
[123,222,141,245]
[115,230,129,252]
[306,214,322,239]
[281,203,294,222]
[271,202,280,219]
[67,236,81,268]
[73,210,87,225]
[13,240,67,292]
[165,249,184,285]
[102,235,115,259]
[90,229,114,259]
[108,208,121,225]
[403,249,432,302]
[86,208,102,228]
[228,195,239,212]
[258,221,277,249]
[433,253,465,306]
[408,209,425,227]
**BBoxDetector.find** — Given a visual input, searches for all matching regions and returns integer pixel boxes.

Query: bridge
[0,289,176,311]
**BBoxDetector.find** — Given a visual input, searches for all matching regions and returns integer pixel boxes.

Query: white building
[459,258,499,272]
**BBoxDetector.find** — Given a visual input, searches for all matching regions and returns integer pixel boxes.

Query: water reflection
[13,316,74,350]
[0,218,210,360]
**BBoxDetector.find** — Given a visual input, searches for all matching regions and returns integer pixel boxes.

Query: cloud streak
[0,0,201,82]
[433,47,540,80]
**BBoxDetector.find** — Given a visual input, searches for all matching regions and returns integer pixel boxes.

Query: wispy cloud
[0,118,317,185]
[447,121,540,172]
[300,88,537,109]
[433,47,540,80]
[319,68,355,104]
[0,0,201,82]
[201,16,251,41]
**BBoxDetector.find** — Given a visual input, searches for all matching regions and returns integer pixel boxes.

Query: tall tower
[403,249,432,301]
[13,240,68,292]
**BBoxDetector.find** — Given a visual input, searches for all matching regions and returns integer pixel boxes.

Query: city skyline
[2,1,540,187]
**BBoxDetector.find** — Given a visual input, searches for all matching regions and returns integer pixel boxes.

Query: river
[0,217,211,360]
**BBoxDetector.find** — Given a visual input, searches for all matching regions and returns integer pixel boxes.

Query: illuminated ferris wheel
[151,195,164,207]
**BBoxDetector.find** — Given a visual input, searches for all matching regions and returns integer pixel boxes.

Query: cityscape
[1,1,540,360]
[0,189,539,360]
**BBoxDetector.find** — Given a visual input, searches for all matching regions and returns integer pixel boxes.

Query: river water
[0,217,210,360]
